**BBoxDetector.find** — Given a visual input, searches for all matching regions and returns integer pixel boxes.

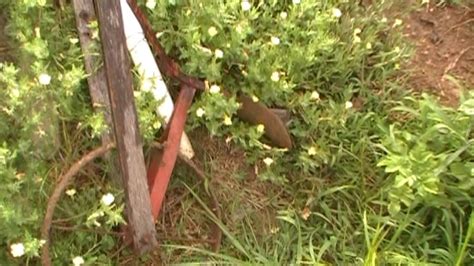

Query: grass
[0,0,473,265]
[160,123,465,265]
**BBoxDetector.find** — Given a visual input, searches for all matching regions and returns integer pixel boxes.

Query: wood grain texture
[95,0,157,253]
[72,0,112,133]
[72,0,121,184]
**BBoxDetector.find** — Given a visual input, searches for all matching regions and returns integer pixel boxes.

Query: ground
[1,1,473,264]
[155,1,474,263]
[404,2,474,106]
[153,128,282,263]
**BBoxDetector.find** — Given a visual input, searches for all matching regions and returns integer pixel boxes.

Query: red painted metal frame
[147,85,196,220]
[126,0,204,222]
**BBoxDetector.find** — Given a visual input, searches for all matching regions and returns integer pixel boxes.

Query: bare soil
[404,3,474,106]
[0,10,11,63]
[151,128,281,264]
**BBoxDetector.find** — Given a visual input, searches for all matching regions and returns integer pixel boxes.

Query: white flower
[38,73,51,85]
[256,124,265,133]
[209,84,221,94]
[11,87,20,98]
[352,29,362,44]
[394,46,401,53]
[91,29,99,40]
[270,227,280,234]
[196,107,205,117]
[145,0,156,10]
[310,91,320,100]
[280,12,288,19]
[72,256,85,266]
[292,0,301,4]
[332,8,342,18]
[380,17,387,23]
[271,36,280,45]
[241,1,251,11]
[37,128,46,137]
[393,19,403,27]
[69,38,79,44]
[271,71,280,82]
[308,146,317,156]
[152,120,161,129]
[10,243,25,257]
[34,27,41,38]
[223,115,232,126]
[366,42,372,50]
[155,32,164,39]
[66,189,77,197]
[101,193,114,206]
[345,101,353,109]
[251,95,259,102]
[214,49,224,58]
[353,36,361,44]
[421,0,430,5]
[236,24,243,34]
[263,157,274,166]
[208,26,218,37]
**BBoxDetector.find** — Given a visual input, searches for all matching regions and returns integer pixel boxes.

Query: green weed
[0,0,472,265]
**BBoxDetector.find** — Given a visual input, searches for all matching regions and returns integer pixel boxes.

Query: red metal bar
[147,85,196,220]
[125,0,204,221]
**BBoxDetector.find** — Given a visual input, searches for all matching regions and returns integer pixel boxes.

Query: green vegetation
[0,0,472,265]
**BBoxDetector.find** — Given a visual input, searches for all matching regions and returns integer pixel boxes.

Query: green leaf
[388,201,400,216]
[459,99,474,116]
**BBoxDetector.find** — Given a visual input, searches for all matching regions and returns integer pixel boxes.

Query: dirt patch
[184,128,281,233]
[404,3,474,106]
[0,9,11,63]
[152,128,281,263]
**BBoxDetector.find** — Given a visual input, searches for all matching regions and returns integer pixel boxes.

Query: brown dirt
[0,9,11,63]
[404,3,474,106]
[181,128,280,229]
[151,128,282,264]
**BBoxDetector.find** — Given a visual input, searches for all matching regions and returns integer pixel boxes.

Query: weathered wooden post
[72,0,112,145]
[72,0,123,187]
[94,0,157,253]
